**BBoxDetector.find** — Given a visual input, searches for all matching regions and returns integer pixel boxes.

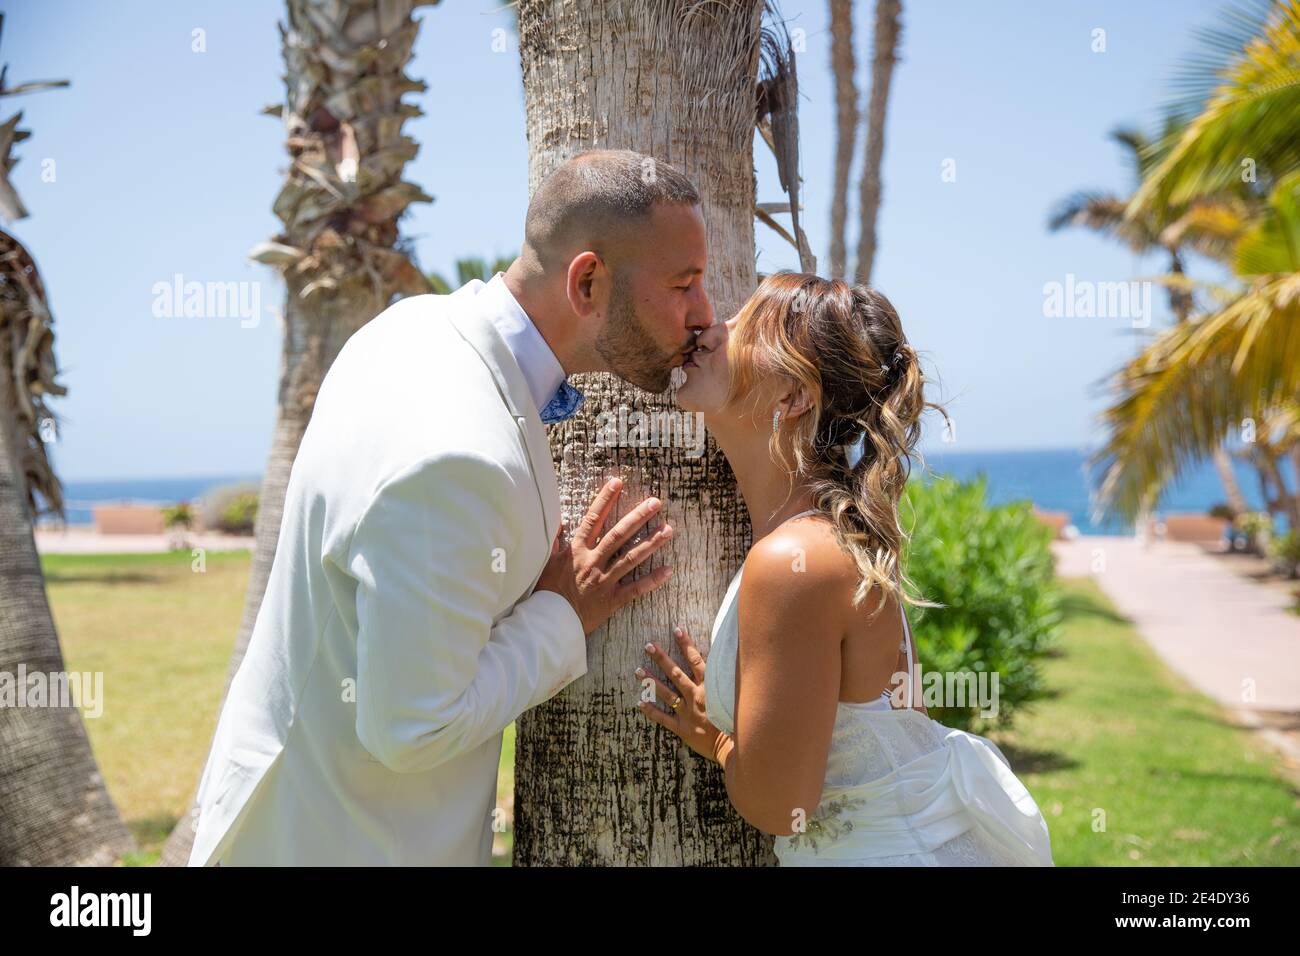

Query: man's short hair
[523,149,700,270]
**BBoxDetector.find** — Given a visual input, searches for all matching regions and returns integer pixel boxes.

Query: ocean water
[45,475,262,528]
[917,446,1275,535]
[45,448,1276,536]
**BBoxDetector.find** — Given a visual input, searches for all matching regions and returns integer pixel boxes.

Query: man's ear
[565,251,604,318]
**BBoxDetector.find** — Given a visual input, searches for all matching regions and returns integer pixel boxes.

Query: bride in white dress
[634,272,1054,866]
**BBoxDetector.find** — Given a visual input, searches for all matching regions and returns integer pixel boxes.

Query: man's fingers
[574,477,623,547]
[613,564,673,611]
[592,495,662,565]
[607,522,673,581]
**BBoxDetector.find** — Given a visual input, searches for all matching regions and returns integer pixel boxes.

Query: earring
[772,408,782,433]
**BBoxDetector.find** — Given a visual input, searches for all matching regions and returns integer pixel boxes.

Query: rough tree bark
[0,236,135,866]
[511,0,775,866]
[160,0,435,866]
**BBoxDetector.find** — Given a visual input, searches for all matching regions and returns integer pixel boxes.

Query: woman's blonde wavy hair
[725,271,946,619]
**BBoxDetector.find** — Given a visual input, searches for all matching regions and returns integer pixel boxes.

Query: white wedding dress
[703,513,1055,866]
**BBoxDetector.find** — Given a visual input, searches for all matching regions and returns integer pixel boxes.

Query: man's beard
[594,273,680,393]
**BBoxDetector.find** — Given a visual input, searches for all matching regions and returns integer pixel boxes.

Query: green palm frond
[1158,196,1256,261]
[1048,191,1158,252]
[1131,1,1300,211]
[1091,271,1300,520]
[428,253,517,295]
[1168,0,1286,115]
[1233,170,1300,274]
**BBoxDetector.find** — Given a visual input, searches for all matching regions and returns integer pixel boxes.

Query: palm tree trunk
[159,0,434,866]
[1258,446,1300,530]
[0,76,132,863]
[1168,249,1249,517]
[0,363,133,865]
[827,0,857,280]
[1212,447,1248,516]
[852,0,901,285]
[1289,444,1300,528]
[512,0,773,866]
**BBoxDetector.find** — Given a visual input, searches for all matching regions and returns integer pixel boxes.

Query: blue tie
[539,380,585,424]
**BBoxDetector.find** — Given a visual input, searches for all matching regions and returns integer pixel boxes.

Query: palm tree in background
[853,0,901,285]
[161,0,438,866]
[1049,122,1250,517]
[0,19,135,865]
[826,0,856,279]
[428,254,516,294]
[1091,0,1300,525]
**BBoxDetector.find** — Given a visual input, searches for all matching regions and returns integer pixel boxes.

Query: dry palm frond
[0,16,70,106]
[754,203,799,249]
[0,230,66,519]
[755,3,815,272]
[0,13,67,518]
[253,0,439,301]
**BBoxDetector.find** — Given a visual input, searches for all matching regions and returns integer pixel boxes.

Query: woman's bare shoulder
[743,515,861,611]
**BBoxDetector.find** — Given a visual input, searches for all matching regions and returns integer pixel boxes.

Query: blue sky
[4,0,1228,480]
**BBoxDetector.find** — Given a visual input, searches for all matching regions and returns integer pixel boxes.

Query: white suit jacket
[188,279,587,866]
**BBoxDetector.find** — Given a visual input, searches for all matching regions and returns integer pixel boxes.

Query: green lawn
[43,551,1299,865]
[995,578,1299,865]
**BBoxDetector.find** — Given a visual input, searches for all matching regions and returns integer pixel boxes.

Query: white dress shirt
[479,272,567,415]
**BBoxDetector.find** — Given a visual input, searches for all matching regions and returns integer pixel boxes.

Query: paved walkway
[1052,536,1300,714]
[33,528,254,554]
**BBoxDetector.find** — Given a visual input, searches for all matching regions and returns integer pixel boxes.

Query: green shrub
[1266,530,1300,578]
[1234,510,1274,555]
[161,502,193,529]
[898,475,1062,732]
[200,482,260,535]
[219,494,259,535]
[1208,502,1235,521]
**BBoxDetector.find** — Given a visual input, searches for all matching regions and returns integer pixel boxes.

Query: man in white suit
[189,150,714,865]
